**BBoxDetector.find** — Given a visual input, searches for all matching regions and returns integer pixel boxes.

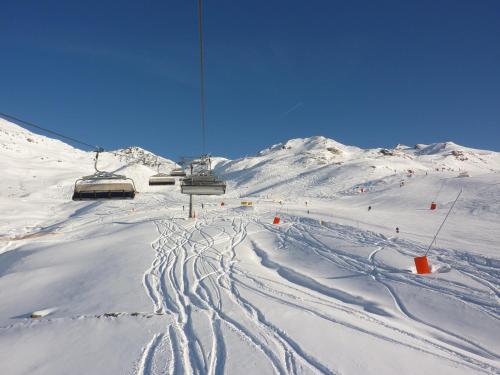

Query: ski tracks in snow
[137,211,342,374]
[136,206,498,374]
[253,215,499,373]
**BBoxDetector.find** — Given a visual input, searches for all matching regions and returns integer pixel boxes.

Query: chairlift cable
[180,1,227,201]
[0,111,99,150]
[0,112,133,160]
[198,0,207,153]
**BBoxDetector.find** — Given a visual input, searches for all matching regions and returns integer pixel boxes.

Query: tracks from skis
[136,208,498,375]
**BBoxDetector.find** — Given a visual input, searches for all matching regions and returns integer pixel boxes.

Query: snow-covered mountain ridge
[3,115,500,204]
[3,117,499,200]
[215,135,500,199]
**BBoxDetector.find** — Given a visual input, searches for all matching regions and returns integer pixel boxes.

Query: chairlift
[149,159,175,185]
[181,174,226,195]
[72,149,136,200]
[180,155,226,195]
[149,173,176,185]
[170,168,187,177]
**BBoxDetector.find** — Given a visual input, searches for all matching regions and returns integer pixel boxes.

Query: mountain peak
[258,136,356,157]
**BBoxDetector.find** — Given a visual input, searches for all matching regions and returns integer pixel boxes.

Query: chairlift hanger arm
[93,148,106,173]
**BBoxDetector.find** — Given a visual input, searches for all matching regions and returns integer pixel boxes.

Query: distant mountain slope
[215,136,500,198]
[2,117,500,202]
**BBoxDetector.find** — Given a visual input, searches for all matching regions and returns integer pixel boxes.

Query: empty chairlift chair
[72,150,136,200]
[181,173,226,195]
[149,173,175,186]
[149,161,175,185]
[180,155,226,196]
[170,168,187,177]
[149,159,175,186]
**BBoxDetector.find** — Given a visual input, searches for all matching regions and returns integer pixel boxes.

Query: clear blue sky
[1,0,499,159]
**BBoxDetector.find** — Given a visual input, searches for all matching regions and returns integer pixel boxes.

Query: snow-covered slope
[0,117,179,196]
[1,120,499,375]
[0,117,180,236]
[216,136,500,199]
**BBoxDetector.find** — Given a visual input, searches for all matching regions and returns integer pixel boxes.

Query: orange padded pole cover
[414,256,431,274]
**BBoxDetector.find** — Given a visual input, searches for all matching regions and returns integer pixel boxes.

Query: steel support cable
[0,111,134,160]
[0,111,99,150]
[198,0,207,153]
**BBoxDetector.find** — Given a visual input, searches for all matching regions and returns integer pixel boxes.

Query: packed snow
[1,118,499,374]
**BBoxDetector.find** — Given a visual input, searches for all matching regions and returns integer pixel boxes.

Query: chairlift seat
[149,173,176,186]
[170,168,187,177]
[72,171,136,200]
[181,175,226,195]
[72,150,136,201]
[72,180,136,200]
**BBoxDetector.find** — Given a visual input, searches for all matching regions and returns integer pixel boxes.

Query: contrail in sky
[279,102,303,117]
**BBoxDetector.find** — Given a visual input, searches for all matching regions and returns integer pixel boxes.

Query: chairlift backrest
[180,171,226,196]
[72,150,136,200]
[72,179,136,200]
[149,173,176,186]
[170,168,187,177]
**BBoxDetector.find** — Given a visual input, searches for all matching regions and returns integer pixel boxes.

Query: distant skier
[396,227,400,234]
[368,206,372,211]
[182,205,185,211]
[201,203,204,209]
